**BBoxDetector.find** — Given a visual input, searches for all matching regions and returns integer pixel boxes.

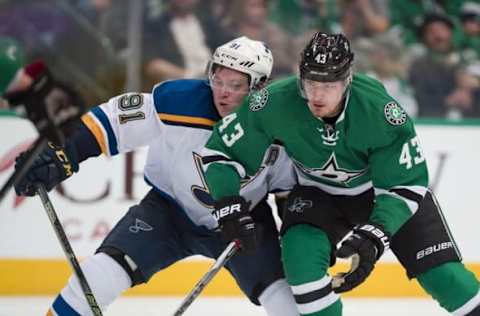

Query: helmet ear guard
[208,36,274,91]
[299,32,354,83]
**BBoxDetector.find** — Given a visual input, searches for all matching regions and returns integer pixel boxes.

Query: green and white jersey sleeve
[202,92,274,200]
[350,75,430,234]
[363,101,429,235]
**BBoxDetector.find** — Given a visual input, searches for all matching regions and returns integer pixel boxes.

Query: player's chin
[221,103,239,116]
[217,107,231,118]
[309,107,326,118]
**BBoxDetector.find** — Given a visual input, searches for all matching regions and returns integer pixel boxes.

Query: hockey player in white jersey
[14,37,299,316]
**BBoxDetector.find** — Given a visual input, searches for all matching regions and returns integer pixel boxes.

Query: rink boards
[1,113,479,297]
[1,258,479,297]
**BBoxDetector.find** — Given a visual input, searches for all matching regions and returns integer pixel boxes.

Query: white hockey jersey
[81,79,296,229]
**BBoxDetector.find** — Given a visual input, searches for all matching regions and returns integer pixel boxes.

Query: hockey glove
[213,196,257,255]
[332,223,390,293]
[3,60,85,145]
[14,141,79,196]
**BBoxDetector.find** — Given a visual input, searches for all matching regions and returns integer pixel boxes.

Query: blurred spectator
[337,0,391,73]
[269,0,340,36]
[0,0,121,104]
[204,0,233,27]
[144,0,167,20]
[0,0,69,59]
[73,0,129,52]
[142,0,232,89]
[268,0,341,75]
[359,32,418,117]
[225,0,294,77]
[457,2,480,62]
[457,2,480,116]
[389,0,463,46]
[52,0,126,104]
[409,13,477,119]
[339,0,390,41]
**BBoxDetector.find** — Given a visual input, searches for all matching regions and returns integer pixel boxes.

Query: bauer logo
[212,203,242,221]
[416,242,453,260]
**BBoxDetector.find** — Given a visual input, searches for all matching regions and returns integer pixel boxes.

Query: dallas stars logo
[293,153,366,185]
[384,102,407,126]
[249,88,268,111]
[288,197,313,213]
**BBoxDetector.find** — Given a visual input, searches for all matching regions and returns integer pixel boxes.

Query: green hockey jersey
[203,74,429,235]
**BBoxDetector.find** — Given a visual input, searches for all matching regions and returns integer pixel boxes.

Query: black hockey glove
[14,141,79,196]
[213,196,257,255]
[332,223,390,293]
[3,60,85,145]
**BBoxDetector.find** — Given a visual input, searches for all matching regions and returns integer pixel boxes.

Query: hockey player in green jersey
[202,32,480,315]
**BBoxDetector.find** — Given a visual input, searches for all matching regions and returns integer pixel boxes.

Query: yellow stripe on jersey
[81,114,108,154]
[158,113,216,127]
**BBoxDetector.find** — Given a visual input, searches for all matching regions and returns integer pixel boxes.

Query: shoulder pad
[153,79,220,129]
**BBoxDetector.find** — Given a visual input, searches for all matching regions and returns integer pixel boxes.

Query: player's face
[211,67,250,117]
[303,79,346,118]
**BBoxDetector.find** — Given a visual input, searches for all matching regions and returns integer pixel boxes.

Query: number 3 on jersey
[399,136,425,169]
[219,113,244,147]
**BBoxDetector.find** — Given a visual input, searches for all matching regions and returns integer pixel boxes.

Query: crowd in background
[1,0,480,119]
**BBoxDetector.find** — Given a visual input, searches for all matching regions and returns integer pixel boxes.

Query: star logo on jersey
[249,88,268,111]
[288,197,313,213]
[384,102,407,126]
[293,153,366,185]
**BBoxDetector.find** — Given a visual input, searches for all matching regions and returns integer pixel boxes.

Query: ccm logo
[213,203,242,220]
[416,242,453,260]
[220,53,238,61]
[55,149,74,176]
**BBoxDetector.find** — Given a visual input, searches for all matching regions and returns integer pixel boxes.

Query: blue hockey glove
[213,196,257,255]
[14,141,79,196]
[332,223,390,293]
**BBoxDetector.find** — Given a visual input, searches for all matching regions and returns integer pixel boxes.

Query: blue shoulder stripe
[153,79,220,128]
[91,106,119,155]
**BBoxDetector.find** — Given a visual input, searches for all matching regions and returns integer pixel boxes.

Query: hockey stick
[36,184,103,316]
[172,240,241,316]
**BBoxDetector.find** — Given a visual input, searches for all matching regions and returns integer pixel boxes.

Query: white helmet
[208,36,273,90]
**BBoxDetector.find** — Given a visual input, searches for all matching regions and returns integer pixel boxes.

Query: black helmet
[299,32,354,82]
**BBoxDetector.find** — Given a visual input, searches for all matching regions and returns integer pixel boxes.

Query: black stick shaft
[172,241,239,316]
[36,184,103,316]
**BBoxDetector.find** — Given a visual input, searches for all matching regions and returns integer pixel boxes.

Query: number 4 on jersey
[219,113,244,147]
[399,136,425,169]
